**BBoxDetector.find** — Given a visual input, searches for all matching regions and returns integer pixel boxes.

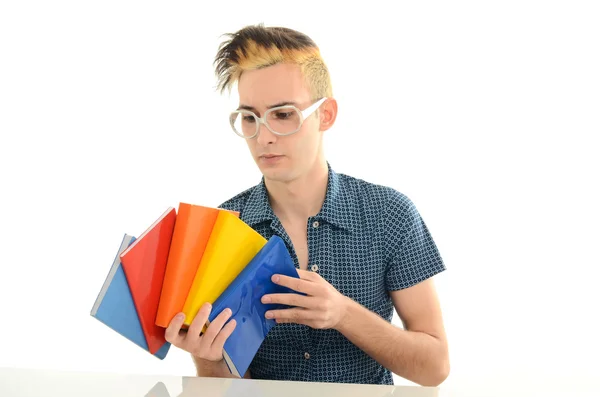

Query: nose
[256,121,277,146]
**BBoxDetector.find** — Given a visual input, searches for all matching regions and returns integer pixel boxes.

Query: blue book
[207,235,300,378]
[90,233,171,359]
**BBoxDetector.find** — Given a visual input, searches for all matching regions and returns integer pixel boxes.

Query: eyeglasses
[229,97,327,139]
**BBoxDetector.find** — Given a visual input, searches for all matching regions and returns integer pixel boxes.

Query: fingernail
[265,311,273,319]
[262,296,271,303]
[272,275,279,283]
[176,313,185,321]
[225,308,232,316]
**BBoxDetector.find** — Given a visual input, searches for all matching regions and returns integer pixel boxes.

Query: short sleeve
[384,190,446,291]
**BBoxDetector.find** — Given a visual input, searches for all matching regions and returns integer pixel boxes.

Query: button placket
[308,219,320,273]
[269,219,310,354]
[308,217,332,358]
[305,218,320,359]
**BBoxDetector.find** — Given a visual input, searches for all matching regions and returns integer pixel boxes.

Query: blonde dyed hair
[214,24,332,100]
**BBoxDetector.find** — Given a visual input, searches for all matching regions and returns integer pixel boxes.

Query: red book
[119,207,176,354]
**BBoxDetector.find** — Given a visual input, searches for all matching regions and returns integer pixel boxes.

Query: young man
[165,24,449,387]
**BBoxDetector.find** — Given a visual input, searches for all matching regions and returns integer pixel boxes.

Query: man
[165,24,449,387]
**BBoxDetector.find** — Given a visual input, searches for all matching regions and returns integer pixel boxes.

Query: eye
[274,111,294,120]
[242,115,255,123]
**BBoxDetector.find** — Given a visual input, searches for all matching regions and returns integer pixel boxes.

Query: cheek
[246,140,257,153]
[288,133,312,154]
[295,123,320,150]
[302,129,321,152]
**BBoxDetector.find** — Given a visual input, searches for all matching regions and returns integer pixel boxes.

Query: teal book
[90,233,170,359]
[207,235,300,377]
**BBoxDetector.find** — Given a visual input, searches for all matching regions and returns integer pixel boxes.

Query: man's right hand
[165,302,236,362]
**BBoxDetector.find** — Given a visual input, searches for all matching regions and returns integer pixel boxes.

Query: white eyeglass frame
[229,97,328,139]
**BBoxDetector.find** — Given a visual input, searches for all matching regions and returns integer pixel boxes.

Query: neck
[264,157,329,223]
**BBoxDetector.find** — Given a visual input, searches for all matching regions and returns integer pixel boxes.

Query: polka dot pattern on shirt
[218,162,446,384]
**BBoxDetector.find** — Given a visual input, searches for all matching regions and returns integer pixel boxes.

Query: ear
[318,98,338,132]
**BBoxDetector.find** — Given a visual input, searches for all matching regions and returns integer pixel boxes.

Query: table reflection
[173,376,439,397]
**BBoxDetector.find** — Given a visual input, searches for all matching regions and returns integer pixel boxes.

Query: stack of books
[90,203,300,378]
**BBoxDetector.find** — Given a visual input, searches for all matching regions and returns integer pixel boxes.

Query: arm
[335,278,449,386]
[264,271,449,386]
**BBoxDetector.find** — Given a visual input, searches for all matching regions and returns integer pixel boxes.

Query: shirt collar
[240,162,356,233]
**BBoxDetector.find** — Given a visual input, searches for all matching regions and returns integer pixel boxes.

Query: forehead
[237,63,311,108]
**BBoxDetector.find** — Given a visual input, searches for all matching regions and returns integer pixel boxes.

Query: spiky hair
[213,24,332,99]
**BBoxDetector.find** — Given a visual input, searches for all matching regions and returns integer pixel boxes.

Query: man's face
[236,63,323,183]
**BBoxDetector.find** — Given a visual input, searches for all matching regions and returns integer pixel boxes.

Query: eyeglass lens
[231,107,302,137]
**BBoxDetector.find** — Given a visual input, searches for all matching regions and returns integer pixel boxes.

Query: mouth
[260,154,283,159]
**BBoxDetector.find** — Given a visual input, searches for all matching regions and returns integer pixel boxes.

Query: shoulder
[335,169,445,284]
[216,185,256,213]
[338,171,417,222]
[338,172,426,253]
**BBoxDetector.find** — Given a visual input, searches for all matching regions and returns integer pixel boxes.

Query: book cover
[155,203,241,328]
[207,235,300,378]
[90,234,170,359]
[181,210,268,326]
[155,203,221,327]
[119,207,177,355]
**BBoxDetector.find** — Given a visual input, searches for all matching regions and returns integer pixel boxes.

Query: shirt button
[312,221,319,228]
[311,264,318,272]
[304,352,310,359]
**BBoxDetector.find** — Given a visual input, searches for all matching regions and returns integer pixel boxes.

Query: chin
[257,162,294,183]
[260,168,293,183]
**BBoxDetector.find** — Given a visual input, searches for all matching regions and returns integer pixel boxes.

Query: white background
[1,1,599,396]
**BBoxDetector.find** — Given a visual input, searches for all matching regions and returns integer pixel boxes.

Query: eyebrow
[238,101,298,112]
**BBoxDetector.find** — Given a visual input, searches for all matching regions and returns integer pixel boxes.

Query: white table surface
[1,367,598,397]
[0,367,439,397]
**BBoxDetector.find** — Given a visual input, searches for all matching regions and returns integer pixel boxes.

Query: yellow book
[181,210,267,326]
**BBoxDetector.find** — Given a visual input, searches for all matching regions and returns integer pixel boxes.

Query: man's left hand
[261,269,349,330]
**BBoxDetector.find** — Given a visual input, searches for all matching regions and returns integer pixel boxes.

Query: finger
[164,312,186,345]
[271,274,319,295]
[275,318,303,325]
[261,292,314,308]
[211,318,237,351]
[203,308,232,345]
[296,269,321,281]
[188,303,212,338]
[266,307,310,322]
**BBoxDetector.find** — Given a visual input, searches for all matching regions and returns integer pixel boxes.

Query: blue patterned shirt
[218,163,446,385]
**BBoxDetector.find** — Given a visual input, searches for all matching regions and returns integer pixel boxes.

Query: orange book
[119,207,176,355]
[154,203,237,327]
